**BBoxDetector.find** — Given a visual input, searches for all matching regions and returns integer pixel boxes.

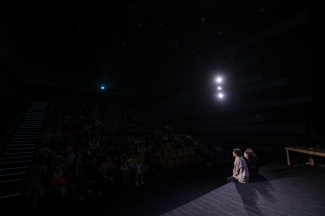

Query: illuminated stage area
[163,159,325,216]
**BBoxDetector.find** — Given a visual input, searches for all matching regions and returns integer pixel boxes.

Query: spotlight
[218,93,223,98]
[216,77,222,83]
[218,86,222,90]
[101,86,105,90]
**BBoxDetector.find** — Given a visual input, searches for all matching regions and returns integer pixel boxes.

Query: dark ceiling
[0,1,311,87]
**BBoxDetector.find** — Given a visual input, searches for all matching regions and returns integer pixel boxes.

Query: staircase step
[0,156,33,163]
[0,160,33,169]
[5,147,35,151]
[7,144,36,147]
[0,173,26,182]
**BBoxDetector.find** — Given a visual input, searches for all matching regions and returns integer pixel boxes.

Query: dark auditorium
[1,1,325,215]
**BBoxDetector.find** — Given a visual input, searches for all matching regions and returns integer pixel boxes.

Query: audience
[24,95,227,210]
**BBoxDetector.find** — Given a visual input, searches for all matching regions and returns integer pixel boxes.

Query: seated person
[146,151,165,176]
[38,142,52,154]
[67,157,86,202]
[53,149,66,163]
[22,164,46,211]
[89,137,100,147]
[226,148,249,183]
[215,145,230,162]
[51,163,68,197]
[119,154,130,185]
[67,148,82,165]
[99,156,115,184]
[137,143,147,154]
[127,153,145,186]
[247,148,259,174]
[37,151,51,166]
[86,157,104,195]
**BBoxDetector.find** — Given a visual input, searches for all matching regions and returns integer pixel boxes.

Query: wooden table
[285,147,325,166]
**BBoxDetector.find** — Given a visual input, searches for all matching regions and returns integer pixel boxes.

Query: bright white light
[101,87,105,90]
[216,77,222,83]
[218,86,222,90]
[218,93,223,98]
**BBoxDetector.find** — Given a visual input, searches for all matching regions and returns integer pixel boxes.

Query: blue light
[101,86,105,90]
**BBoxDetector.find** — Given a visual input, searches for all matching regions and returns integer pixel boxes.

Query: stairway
[0,101,48,199]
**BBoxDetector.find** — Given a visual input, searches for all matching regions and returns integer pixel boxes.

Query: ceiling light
[76,25,81,28]
[175,42,178,44]
[219,32,223,35]
[122,43,126,45]
[259,8,265,12]
[34,9,40,14]
[101,87,105,90]
[130,6,133,9]
[216,77,222,83]
[183,36,185,39]
[192,50,196,53]
[218,93,223,98]
[201,18,206,21]
[218,87,222,90]
[139,23,143,26]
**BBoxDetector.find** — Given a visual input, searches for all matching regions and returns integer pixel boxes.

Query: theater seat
[169,149,178,159]
[165,142,172,150]
[182,157,189,166]
[167,159,175,169]
[175,158,182,168]
[189,147,196,156]
[183,148,191,157]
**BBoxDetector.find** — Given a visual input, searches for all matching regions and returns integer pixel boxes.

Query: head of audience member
[53,163,61,171]
[41,151,49,159]
[31,163,40,173]
[244,151,252,159]
[232,148,242,157]
[105,156,111,162]
[91,156,98,164]
[246,148,257,159]
[75,157,82,166]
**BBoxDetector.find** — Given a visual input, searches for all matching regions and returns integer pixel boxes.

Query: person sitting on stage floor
[226,148,249,183]
[244,151,258,179]
[246,148,259,175]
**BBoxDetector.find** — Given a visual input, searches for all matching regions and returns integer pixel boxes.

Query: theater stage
[162,159,325,216]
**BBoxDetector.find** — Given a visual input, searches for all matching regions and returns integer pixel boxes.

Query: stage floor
[162,159,325,216]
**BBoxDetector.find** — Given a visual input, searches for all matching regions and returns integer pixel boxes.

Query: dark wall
[144,10,324,152]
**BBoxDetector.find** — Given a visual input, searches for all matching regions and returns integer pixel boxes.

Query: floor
[2,157,325,216]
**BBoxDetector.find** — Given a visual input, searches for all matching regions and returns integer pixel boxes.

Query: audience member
[127,153,145,186]
[99,156,115,184]
[22,164,46,211]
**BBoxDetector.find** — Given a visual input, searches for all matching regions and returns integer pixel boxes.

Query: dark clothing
[22,170,46,186]
[86,163,100,180]
[246,156,258,178]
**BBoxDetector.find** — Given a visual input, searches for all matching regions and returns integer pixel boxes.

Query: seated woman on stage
[247,148,259,175]
[244,151,258,179]
[226,148,249,183]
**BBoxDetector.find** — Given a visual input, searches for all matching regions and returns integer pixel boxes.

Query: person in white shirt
[226,148,249,183]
